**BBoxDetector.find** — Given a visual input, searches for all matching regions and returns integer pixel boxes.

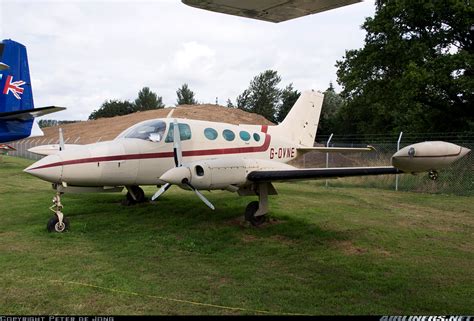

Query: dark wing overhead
[248,166,401,182]
[182,0,362,23]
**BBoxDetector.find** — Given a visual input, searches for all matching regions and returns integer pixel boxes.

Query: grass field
[0,156,473,315]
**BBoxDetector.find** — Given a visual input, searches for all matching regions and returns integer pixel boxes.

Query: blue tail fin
[0,39,65,143]
[0,39,34,112]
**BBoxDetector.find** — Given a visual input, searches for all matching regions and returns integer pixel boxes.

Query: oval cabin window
[223,129,235,141]
[204,128,218,140]
[239,131,251,141]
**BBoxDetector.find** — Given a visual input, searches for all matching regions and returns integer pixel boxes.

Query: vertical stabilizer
[0,39,34,113]
[274,90,324,147]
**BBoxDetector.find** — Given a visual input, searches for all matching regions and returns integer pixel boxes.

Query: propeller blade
[182,179,215,210]
[151,183,172,201]
[173,119,182,167]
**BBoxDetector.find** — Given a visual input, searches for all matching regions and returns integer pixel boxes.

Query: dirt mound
[39,104,274,145]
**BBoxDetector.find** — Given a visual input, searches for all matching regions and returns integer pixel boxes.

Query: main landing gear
[123,185,147,205]
[244,183,270,227]
[47,191,69,233]
[428,170,439,181]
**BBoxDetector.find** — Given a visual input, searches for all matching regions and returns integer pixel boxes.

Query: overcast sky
[0,0,375,120]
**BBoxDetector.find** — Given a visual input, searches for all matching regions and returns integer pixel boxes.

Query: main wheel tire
[245,201,266,227]
[47,216,70,233]
[130,186,146,203]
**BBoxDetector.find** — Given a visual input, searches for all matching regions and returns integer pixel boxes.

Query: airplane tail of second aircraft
[0,39,65,143]
[273,90,324,147]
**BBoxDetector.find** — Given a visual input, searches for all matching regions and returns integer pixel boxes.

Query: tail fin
[0,39,34,112]
[275,90,324,147]
[0,39,65,143]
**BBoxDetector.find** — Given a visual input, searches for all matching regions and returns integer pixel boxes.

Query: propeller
[151,119,215,210]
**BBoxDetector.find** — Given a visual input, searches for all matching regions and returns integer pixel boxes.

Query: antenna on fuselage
[59,128,65,151]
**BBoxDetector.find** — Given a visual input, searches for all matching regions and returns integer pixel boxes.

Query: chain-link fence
[6,132,474,196]
[293,132,474,196]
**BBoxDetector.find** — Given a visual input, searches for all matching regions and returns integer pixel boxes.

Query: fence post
[395,131,403,191]
[326,133,334,188]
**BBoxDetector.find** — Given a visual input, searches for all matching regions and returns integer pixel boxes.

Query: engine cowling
[391,141,470,173]
[160,158,294,190]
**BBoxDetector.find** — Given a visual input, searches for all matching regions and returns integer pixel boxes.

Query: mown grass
[0,156,473,315]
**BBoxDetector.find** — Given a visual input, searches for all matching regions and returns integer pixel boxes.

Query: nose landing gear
[47,191,69,233]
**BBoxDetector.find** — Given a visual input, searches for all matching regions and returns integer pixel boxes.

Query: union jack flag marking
[3,75,26,100]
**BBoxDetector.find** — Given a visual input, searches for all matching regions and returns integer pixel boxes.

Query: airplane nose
[24,154,63,183]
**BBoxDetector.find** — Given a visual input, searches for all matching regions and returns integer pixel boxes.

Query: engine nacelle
[162,158,294,190]
[391,141,470,173]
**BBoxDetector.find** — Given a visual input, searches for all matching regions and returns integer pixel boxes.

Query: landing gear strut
[47,191,69,233]
[123,185,146,205]
[244,183,269,226]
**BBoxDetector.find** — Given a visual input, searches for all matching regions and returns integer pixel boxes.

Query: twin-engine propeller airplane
[0,39,65,143]
[181,0,362,23]
[24,91,470,233]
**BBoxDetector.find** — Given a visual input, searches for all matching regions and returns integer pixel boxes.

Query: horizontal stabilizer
[0,106,66,120]
[297,146,375,154]
[0,62,9,70]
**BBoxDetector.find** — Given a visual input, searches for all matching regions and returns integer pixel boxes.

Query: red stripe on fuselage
[30,134,272,170]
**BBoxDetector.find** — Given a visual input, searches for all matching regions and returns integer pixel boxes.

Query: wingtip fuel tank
[391,141,470,173]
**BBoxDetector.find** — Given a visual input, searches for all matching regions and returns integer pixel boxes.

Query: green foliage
[237,70,299,123]
[88,87,164,120]
[176,83,197,105]
[336,0,473,135]
[226,98,235,108]
[134,87,165,111]
[317,82,345,136]
[88,99,134,120]
[275,83,300,123]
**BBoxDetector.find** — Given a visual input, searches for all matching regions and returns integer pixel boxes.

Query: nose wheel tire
[245,201,266,226]
[124,186,146,205]
[47,216,70,233]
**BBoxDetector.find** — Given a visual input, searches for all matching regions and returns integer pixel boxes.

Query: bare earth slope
[41,105,274,144]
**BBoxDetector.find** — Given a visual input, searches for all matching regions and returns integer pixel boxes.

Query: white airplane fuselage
[25,118,298,188]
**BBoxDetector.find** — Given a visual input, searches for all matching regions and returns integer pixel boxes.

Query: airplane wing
[0,106,66,121]
[297,145,375,153]
[182,0,362,23]
[248,166,401,182]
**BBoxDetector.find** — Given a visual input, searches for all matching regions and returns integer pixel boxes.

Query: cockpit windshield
[116,120,167,142]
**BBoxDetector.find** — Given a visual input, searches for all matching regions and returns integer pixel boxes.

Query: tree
[275,83,300,123]
[336,0,473,135]
[176,83,197,105]
[317,82,345,136]
[226,98,235,108]
[88,99,134,120]
[236,70,282,122]
[134,87,164,111]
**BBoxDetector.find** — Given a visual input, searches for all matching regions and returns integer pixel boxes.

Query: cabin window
[253,133,261,142]
[118,120,167,142]
[222,129,235,141]
[204,128,218,140]
[239,131,251,141]
[165,123,192,142]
